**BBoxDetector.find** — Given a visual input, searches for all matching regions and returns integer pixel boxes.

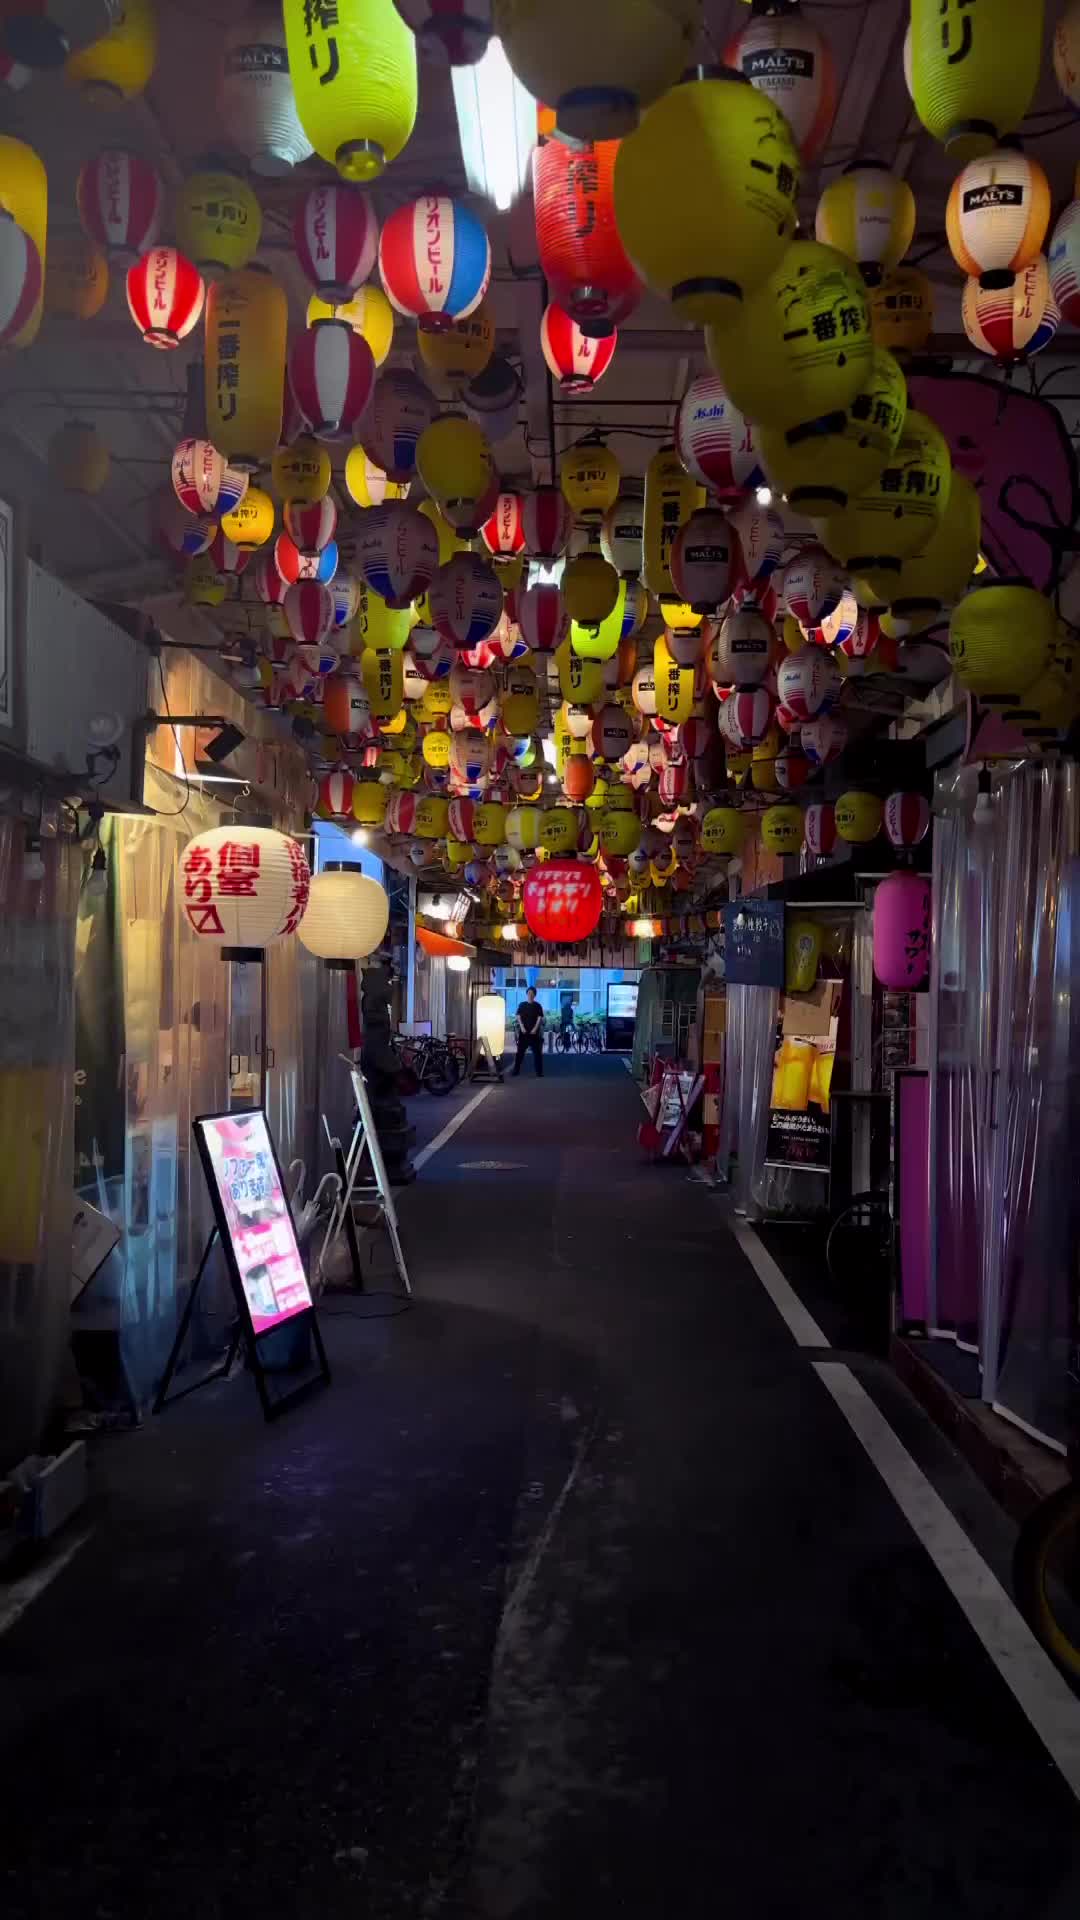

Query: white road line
[733,1222,831,1349]
[0,1527,92,1639]
[412,1086,494,1172]
[814,1361,1080,1802]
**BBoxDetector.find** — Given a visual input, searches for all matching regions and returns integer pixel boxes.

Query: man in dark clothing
[512,988,545,1077]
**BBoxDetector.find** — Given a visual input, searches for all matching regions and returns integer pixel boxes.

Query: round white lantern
[179,826,311,956]
[476,992,506,1059]
[297,865,390,965]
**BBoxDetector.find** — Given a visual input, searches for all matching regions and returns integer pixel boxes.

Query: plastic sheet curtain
[0,820,80,1467]
[719,983,780,1218]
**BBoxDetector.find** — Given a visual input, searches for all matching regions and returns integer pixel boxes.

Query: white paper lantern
[219,6,314,176]
[476,991,506,1058]
[297,867,389,962]
[179,826,311,953]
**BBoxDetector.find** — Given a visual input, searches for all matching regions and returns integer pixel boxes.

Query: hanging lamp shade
[562,552,618,626]
[0,212,40,345]
[946,148,1050,289]
[298,868,389,962]
[815,166,916,287]
[614,66,799,329]
[125,245,204,349]
[272,435,331,505]
[330,568,360,628]
[417,296,494,391]
[561,441,619,522]
[175,169,261,279]
[416,414,493,534]
[671,509,733,614]
[493,0,696,142]
[518,581,569,653]
[179,825,310,953]
[284,0,417,182]
[873,870,930,990]
[729,686,774,749]
[835,791,883,845]
[307,282,394,366]
[651,632,696,725]
[44,227,107,319]
[205,266,287,471]
[948,583,1055,704]
[351,574,413,649]
[675,372,763,503]
[344,444,408,509]
[222,483,274,550]
[708,601,771,690]
[429,552,504,649]
[759,805,803,856]
[289,320,376,438]
[480,490,525,561]
[316,769,356,819]
[283,494,336,556]
[643,445,705,601]
[600,483,644,577]
[77,146,161,264]
[802,802,836,858]
[533,132,641,330]
[599,807,641,857]
[819,410,952,581]
[707,240,872,437]
[379,192,490,330]
[961,255,1059,362]
[393,1,492,64]
[781,548,846,632]
[759,345,907,518]
[207,527,251,579]
[294,181,378,302]
[700,806,744,857]
[172,438,247,519]
[48,418,108,494]
[908,0,1043,160]
[870,266,934,357]
[522,484,575,561]
[725,4,837,165]
[219,6,313,177]
[356,500,439,607]
[540,304,616,393]
[361,367,436,481]
[66,0,156,101]
[501,664,539,735]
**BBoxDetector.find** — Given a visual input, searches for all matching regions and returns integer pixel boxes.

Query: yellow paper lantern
[563,553,619,627]
[653,632,695,725]
[221,485,275,550]
[948,584,1056,705]
[561,440,620,521]
[815,167,916,286]
[307,283,394,365]
[834,791,883,845]
[205,266,287,471]
[752,726,782,793]
[415,414,493,533]
[473,802,507,847]
[48,419,109,495]
[421,728,451,769]
[1003,632,1080,742]
[414,794,449,840]
[348,580,412,654]
[493,0,697,140]
[66,0,157,102]
[501,666,539,736]
[613,66,799,326]
[176,170,261,278]
[417,298,494,393]
[272,435,331,504]
[353,780,388,826]
[708,241,872,437]
[417,677,452,719]
[361,644,405,719]
[540,806,579,854]
[185,552,226,606]
[760,804,804,855]
[45,229,108,320]
[700,807,745,857]
[505,805,543,851]
[882,472,981,638]
[571,579,627,663]
[344,445,409,510]
[909,0,1043,160]
[643,445,705,600]
[819,410,952,580]
[284,0,417,182]
[786,918,823,994]
[0,135,46,349]
[556,640,604,708]
[870,267,934,357]
[759,347,907,518]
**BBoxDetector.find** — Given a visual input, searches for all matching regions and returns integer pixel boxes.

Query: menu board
[721,900,785,987]
[607,983,639,1019]
[194,1111,313,1335]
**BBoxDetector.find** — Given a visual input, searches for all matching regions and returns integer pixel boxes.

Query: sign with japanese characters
[194,1111,312,1334]
[179,826,311,950]
[765,980,842,1175]
[721,900,785,987]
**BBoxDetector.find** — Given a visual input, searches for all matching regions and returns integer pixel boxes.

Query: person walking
[512,987,545,1078]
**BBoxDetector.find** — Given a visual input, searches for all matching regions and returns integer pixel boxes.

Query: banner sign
[721,900,785,987]
[765,980,842,1174]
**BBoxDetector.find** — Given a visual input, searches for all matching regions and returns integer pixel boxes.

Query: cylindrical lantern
[707,240,872,436]
[284,0,418,182]
[675,372,763,503]
[776,651,835,725]
[48,419,108,494]
[759,345,907,517]
[961,255,1059,362]
[533,132,641,329]
[66,0,156,102]
[948,583,1055,704]
[643,445,705,600]
[671,508,733,613]
[361,368,436,481]
[884,792,931,851]
[804,802,837,858]
[495,0,696,141]
[298,868,389,962]
[77,147,161,264]
[219,5,314,177]
[561,440,619,522]
[175,169,261,278]
[518,581,569,653]
[820,410,952,580]
[289,320,376,438]
[362,644,406,720]
[416,414,493,532]
[126,245,204,349]
[379,191,490,329]
[430,552,504,649]
[540,303,617,393]
[522,484,575,561]
[44,227,108,319]
[613,67,799,327]
[874,870,930,989]
[726,6,837,163]
[760,805,803,856]
[205,266,287,470]
[601,483,644,577]
[222,485,274,550]
[870,266,934,357]
[947,148,1050,291]
[179,826,310,954]
[173,438,249,521]
[909,0,1043,159]
[522,856,602,941]
[273,436,331,505]
[356,501,438,608]
[835,791,883,845]
[708,603,772,689]
[815,166,916,286]
[324,672,371,735]
[731,686,774,749]
[294,181,378,301]
[283,495,337,556]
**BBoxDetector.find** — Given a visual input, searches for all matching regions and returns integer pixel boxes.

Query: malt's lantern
[947,147,1050,291]
[219,5,313,178]
[909,0,1043,159]
[284,0,418,182]
[205,266,287,470]
[671,508,733,613]
[601,483,644,576]
[533,132,641,329]
[726,4,837,164]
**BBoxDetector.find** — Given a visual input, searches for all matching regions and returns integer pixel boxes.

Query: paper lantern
[185,553,226,607]
[560,754,594,804]
[272,436,331,506]
[803,802,837,859]
[362,644,406,720]
[308,283,394,368]
[1054,1,1080,107]
[759,345,907,517]
[600,485,644,577]
[731,686,773,748]
[283,495,336,557]
[205,267,287,470]
[480,491,525,562]
[760,805,803,856]
[360,368,436,483]
[417,298,494,394]
[522,485,575,561]
[0,134,44,347]
[801,714,847,769]
[501,665,538,736]
[317,769,356,818]
[430,552,504,649]
[285,579,334,649]
[781,548,846,632]
[517,581,569,655]
[48,419,108,494]
[158,489,214,559]
[495,0,695,141]
[835,791,883,845]
[356,501,438,608]
[464,352,520,442]
[284,0,417,182]
[962,255,1059,363]
[774,745,810,795]
[870,266,934,357]
[393,1,491,62]
[44,227,107,319]
[884,792,930,851]
[540,304,617,393]
[614,66,798,327]
[175,169,260,280]
[219,5,313,177]
[294,181,378,302]
[125,245,203,349]
[949,583,1055,704]
[675,372,763,504]
[874,870,930,989]
[522,856,602,941]
[643,446,705,601]
[416,414,492,533]
[820,411,952,581]
[708,603,771,690]
[881,472,981,637]
[590,703,633,763]
[0,214,40,345]
[651,632,694,725]
[708,240,872,437]
[777,652,835,724]
[598,808,641,858]
[289,320,376,439]
[66,0,156,102]
[563,553,618,626]
[275,531,338,586]
[729,500,784,590]
[179,825,310,952]
[669,509,734,614]
[298,868,389,962]
[379,191,490,329]
[330,569,360,628]
[700,806,744,857]
[909,0,1042,159]
[350,779,387,827]
[561,441,619,523]
[946,149,1049,290]
[322,671,370,735]
[472,801,506,846]
[533,132,640,329]
[222,485,274,550]
[726,6,837,164]
[815,167,916,287]
[631,662,657,718]
[77,147,161,264]
[344,446,407,511]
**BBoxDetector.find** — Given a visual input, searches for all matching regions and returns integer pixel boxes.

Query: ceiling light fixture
[452,36,535,213]
[755,485,773,507]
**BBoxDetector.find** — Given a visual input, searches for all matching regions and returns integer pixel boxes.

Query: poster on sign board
[194,1110,314,1335]
[721,899,784,987]
[765,981,842,1175]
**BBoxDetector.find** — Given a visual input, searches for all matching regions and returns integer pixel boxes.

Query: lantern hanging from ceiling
[208,528,250,579]
[493,0,696,141]
[205,266,287,471]
[289,321,376,439]
[961,255,1059,362]
[393,1,492,64]
[522,485,575,561]
[307,282,395,366]
[870,266,934,357]
[480,491,525,562]
[185,553,226,607]
[777,651,836,725]
[522,856,602,942]
[518,581,569,653]
[1054,3,1080,107]
[430,552,504,649]
[363,643,406,722]
[758,345,907,518]
[501,665,539,735]
[726,4,837,164]
[708,602,772,690]
[48,418,108,494]
[294,181,378,302]
[874,869,931,990]
[948,583,1055,704]
[835,791,883,845]
[66,0,156,101]
[820,410,952,582]
[449,725,489,783]
[179,825,310,952]
[946,148,1050,288]
[219,6,313,177]
[361,368,436,481]
[600,483,644,577]
[760,805,804,857]
[415,414,493,534]
[707,240,872,437]
[77,147,161,263]
[815,166,916,286]
[599,807,641,858]
[643,445,705,601]
[801,714,848,769]
[330,569,360,628]
[175,169,261,278]
[125,245,204,349]
[571,578,628,661]
[540,304,617,394]
[563,552,618,626]
[878,471,981,639]
[0,133,44,347]
[275,531,339,585]
[884,792,931,851]
[298,868,389,963]
[671,509,734,614]
[774,744,811,795]
[781,548,846,632]
[561,440,619,522]
[221,484,274,550]
[729,499,784,590]
[613,66,799,328]
[0,213,40,344]
[272,436,331,505]
[345,444,408,509]
[464,352,520,441]
[172,439,248,520]
[800,802,835,861]
[563,756,596,804]
[379,191,490,330]
[700,807,744,858]
[908,0,1043,160]
[158,489,214,559]
[351,576,412,650]
[675,372,763,504]
[533,132,641,330]
[44,227,107,319]
[284,0,417,182]
[731,687,775,749]
[316,769,356,819]
[284,495,337,556]
[356,500,439,608]
[592,703,635,763]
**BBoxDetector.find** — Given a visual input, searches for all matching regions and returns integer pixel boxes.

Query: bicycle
[393,1034,458,1096]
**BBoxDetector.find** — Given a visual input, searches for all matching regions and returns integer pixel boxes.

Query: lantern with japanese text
[1050,181,1080,327]
[561,440,619,522]
[221,485,274,550]
[874,870,930,989]
[801,714,847,769]
[701,806,744,857]
[273,436,331,505]
[777,651,835,725]
[285,579,335,649]
[379,191,490,329]
[219,5,313,177]
[77,147,162,264]
[730,686,773,749]
[774,744,810,794]
[344,446,408,510]
[523,856,602,941]
[522,485,575,561]
[175,169,260,279]
[884,792,931,851]
[126,245,204,349]
[518,581,569,654]
[781,548,846,632]
[708,240,872,437]
[948,583,1055,704]
[495,0,695,141]
[179,826,310,955]
[294,180,378,301]
[540,303,617,393]
[449,726,489,783]
[821,411,952,582]
[289,320,375,438]
[284,0,417,182]
[761,805,804,856]
[357,500,439,608]
[283,495,336,556]
[961,255,1059,362]
[909,0,1042,159]
[416,414,493,534]
[205,266,287,470]
[727,5,837,164]
[563,553,618,627]
[815,166,916,286]
[501,665,539,735]
[804,802,837,858]
[643,445,705,601]
[362,643,406,719]
[0,214,40,346]
[729,500,785,590]
[880,472,981,638]
[361,368,436,482]
[481,491,525,562]
[759,345,907,516]
[274,530,339,585]
[430,552,504,649]
[671,509,733,614]
[308,282,394,366]
[835,791,883,845]
[870,266,934,356]
[533,131,641,329]
[675,372,763,503]
[417,298,494,393]
[330,570,360,627]
[947,148,1050,288]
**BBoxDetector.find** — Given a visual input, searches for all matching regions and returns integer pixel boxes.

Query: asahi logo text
[742,49,814,81]
[962,184,1023,213]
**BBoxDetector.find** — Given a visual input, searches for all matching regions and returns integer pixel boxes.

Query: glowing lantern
[731,686,773,748]
[416,414,493,534]
[179,825,310,952]
[294,181,378,301]
[540,304,617,393]
[643,446,705,600]
[430,553,504,649]
[727,5,836,164]
[561,440,619,522]
[614,67,798,327]
[44,228,107,319]
[298,868,389,962]
[379,191,490,329]
[671,509,733,614]
[417,298,494,393]
[700,807,744,857]
[881,472,981,638]
[777,652,835,725]
[522,485,575,561]
[815,167,916,286]
[949,583,1055,704]
[285,580,334,649]
[284,0,417,182]
[804,803,837,858]
[175,169,260,280]
[219,6,313,177]
[473,801,506,845]
[563,553,618,626]
[909,0,1042,159]
[273,436,331,505]
[729,500,784,589]
[781,548,845,631]
[275,531,338,586]
[361,368,436,482]
[308,283,394,368]
[289,321,376,438]
[522,856,601,941]
[870,266,934,356]
[449,726,489,783]
[356,502,438,608]
[330,570,360,628]
[66,0,156,102]
[820,411,952,581]
[352,779,387,826]
[518,582,569,654]
[884,792,931,852]
[504,804,541,851]
[651,632,694,724]
[421,727,451,771]
[801,714,847,769]
[501,665,539,735]
[563,755,595,804]
[835,791,883,845]
[48,419,108,495]
[759,345,907,516]
[345,445,408,509]
[495,0,695,140]
[760,805,803,857]
[222,485,274,550]
[962,255,1059,362]
[874,871,930,989]
[946,149,1049,289]
[362,644,406,720]
[317,769,355,818]
[125,245,204,349]
[481,491,526,561]
[205,267,287,471]
[708,240,871,437]
[0,214,40,344]
[283,496,336,556]
[675,372,762,503]
[323,672,370,735]
[599,808,641,857]
[77,147,161,263]
[533,132,640,329]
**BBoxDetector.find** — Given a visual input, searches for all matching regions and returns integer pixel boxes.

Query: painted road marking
[413,1086,494,1173]
[733,1221,831,1350]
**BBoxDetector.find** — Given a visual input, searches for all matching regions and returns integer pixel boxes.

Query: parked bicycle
[392,1033,461,1096]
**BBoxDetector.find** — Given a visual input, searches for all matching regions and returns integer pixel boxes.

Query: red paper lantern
[801,712,847,767]
[289,322,376,438]
[126,246,204,349]
[0,214,40,345]
[523,859,602,944]
[873,870,930,988]
[77,148,163,263]
[447,796,475,841]
[274,531,338,585]
[731,687,774,747]
[540,302,617,393]
[522,485,575,560]
[283,495,337,556]
[384,789,418,835]
[563,755,596,802]
[677,716,711,759]
[318,769,355,818]
[658,761,688,805]
[294,182,378,302]
[285,579,334,648]
[480,490,526,560]
[208,528,250,578]
[804,802,837,858]
[883,791,930,850]
[533,135,641,332]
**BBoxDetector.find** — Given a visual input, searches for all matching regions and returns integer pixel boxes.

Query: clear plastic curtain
[0,820,80,1467]
[720,983,780,1218]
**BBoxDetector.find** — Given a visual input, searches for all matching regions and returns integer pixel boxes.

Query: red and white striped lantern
[294,182,378,303]
[378,193,491,331]
[361,369,436,482]
[804,802,837,858]
[517,581,570,653]
[208,528,250,578]
[480,490,526,561]
[677,716,711,759]
[410,626,454,679]
[708,602,773,689]
[283,495,337,556]
[777,652,833,724]
[172,438,248,520]
[449,660,497,716]
[671,508,734,613]
[447,795,475,841]
[274,532,337,586]
[77,148,162,264]
[730,500,785,591]
[836,607,879,671]
[126,246,204,349]
[289,322,376,439]
[450,727,490,783]
[356,501,439,608]
[285,579,334,650]
[540,303,617,393]
[318,769,355,818]
[522,485,575,561]
[0,215,40,345]
[781,546,846,630]
[731,687,774,748]
[431,554,504,650]
[819,590,860,651]
[675,372,763,502]
[774,744,811,792]
[658,761,688,806]
[384,788,418,835]
[884,790,930,850]
[158,491,215,561]
[801,713,847,767]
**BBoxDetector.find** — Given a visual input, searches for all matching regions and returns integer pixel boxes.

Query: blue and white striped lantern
[378,193,491,332]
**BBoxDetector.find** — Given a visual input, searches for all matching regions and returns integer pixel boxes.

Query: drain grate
[456,1160,527,1171]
